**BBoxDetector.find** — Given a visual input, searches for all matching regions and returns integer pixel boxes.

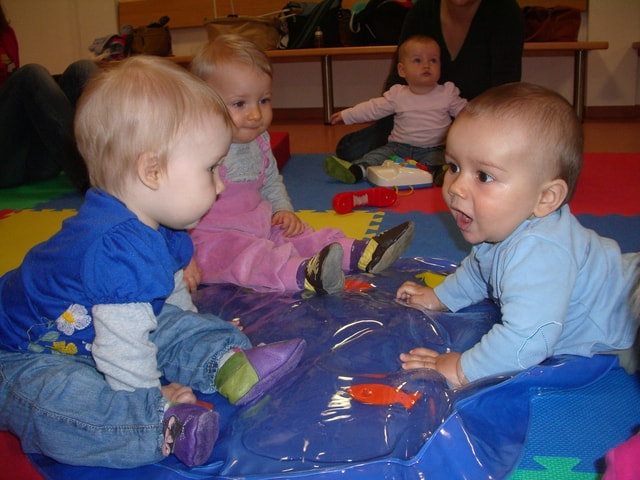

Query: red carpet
[570,153,640,215]
[0,432,42,480]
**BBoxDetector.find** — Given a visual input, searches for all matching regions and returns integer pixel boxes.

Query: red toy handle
[332,187,397,214]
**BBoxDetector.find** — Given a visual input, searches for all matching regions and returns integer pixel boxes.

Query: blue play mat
[30,258,622,479]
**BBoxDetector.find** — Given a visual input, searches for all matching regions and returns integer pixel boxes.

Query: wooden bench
[157,41,608,124]
[273,42,608,123]
[118,0,608,122]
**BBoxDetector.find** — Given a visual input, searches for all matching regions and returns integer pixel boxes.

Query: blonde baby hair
[191,34,273,83]
[75,55,231,196]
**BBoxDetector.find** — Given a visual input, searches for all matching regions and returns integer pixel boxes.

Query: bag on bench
[282,0,343,48]
[206,15,285,51]
[523,6,581,42]
[205,1,287,51]
[345,0,412,46]
[130,16,172,56]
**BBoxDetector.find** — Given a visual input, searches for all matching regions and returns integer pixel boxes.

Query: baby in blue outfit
[397,82,640,387]
[0,56,304,468]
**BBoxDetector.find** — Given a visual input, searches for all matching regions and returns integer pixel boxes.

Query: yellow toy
[415,270,447,288]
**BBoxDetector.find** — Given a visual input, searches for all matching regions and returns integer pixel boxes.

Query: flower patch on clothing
[27,304,92,355]
[56,304,91,335]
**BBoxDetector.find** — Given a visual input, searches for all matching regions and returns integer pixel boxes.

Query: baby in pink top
[324,34,467,184]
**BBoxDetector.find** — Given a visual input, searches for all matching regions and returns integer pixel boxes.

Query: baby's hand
[161,382,196,404]
[229,317,243,331]
[272,211,305,237]
[399,348,467,388]
[330,111,344,125]
[396,281,445,311]
[183,257,202,292]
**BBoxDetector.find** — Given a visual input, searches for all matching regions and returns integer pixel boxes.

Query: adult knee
[63,59,99,80]
[59,60,99,107]
[13,63,52,90]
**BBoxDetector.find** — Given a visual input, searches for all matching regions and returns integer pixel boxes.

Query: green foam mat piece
[0,175,75,210]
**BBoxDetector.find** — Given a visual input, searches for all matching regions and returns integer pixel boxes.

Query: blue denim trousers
[335,116,393,162]
[0,304,250,468]
[355,141,445,169]
[0,60,97,189]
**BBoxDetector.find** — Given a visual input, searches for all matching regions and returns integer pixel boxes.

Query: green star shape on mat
[510,456,600,479]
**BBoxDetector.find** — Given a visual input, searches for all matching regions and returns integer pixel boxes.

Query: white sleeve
[165,269,198,312]
[91,302,161,391]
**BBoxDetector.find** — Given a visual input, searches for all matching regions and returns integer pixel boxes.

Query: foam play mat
[1,153,639,479]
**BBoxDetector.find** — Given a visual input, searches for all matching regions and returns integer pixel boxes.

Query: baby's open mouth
[453,209,472,231]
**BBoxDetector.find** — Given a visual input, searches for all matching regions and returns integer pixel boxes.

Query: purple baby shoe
[215,338,307,406]
[162,403,219,466]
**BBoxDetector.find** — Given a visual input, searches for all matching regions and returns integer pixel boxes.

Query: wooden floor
[271,116,640,155]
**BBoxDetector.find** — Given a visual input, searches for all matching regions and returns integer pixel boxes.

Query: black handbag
[347,0,411,46]
[283,0,342,48]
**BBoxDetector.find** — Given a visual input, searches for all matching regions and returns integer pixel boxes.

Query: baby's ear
[533,179,569,218]
[137,152,162,190]
[396,62,407,79]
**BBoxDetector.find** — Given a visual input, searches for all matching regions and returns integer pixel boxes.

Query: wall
[586,0,640,108]
[3,0,118,74]
[2,0,639,111]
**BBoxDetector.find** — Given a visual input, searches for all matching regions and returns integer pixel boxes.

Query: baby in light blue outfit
[397,82,640,387]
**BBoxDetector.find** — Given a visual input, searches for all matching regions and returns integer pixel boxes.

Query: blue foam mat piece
[518,367,640,474]
[29,259,625,480]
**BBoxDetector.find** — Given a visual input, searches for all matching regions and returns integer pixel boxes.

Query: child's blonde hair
[459,82,583,204]
[191,34,273,83]
[75,56,231,196]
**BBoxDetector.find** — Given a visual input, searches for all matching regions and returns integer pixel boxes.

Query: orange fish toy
[348,384,422,409]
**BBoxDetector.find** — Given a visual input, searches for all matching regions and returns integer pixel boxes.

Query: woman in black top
[336,0,524,161]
